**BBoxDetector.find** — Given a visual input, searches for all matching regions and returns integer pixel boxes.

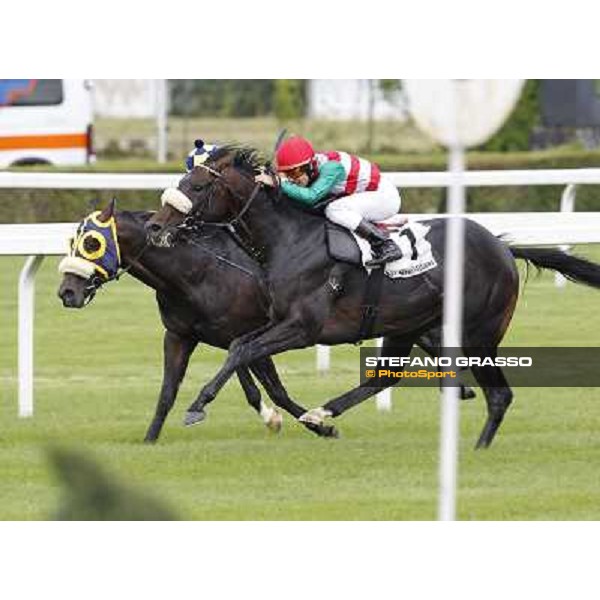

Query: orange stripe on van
[0,133,87,151]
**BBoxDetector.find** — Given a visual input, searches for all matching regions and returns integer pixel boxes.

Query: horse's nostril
[60,289,76,307]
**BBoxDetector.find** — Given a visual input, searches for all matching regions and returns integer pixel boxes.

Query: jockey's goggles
[281,162,312,181]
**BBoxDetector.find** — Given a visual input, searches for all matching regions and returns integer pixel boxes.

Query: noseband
[79,238,150,304]
[81,273,105,306]
[178,163,267,262]
[187,163,263,226]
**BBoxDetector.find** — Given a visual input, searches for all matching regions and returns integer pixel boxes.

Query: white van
[0,79,94,168]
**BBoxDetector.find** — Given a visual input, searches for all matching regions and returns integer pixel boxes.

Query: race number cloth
[353,221,438,279]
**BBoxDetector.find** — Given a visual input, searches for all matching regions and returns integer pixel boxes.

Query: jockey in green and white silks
[255,136,403,267]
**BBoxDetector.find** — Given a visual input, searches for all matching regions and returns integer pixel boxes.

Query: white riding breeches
[324,177,402,231]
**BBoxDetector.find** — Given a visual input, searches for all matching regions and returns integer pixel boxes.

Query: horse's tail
[510,247,600,289]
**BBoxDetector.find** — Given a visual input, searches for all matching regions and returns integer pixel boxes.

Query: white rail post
[316,345,330,371]
[555,183,577,288]
[156,79,168,165]
[439,145,466,522]
[375,337,392,411]
[18,255,44,417]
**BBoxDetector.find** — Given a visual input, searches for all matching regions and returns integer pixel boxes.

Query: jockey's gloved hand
[255,163,286,188]
[255,171,277,187]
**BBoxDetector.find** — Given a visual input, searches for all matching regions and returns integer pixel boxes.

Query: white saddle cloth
[352,219,438,279]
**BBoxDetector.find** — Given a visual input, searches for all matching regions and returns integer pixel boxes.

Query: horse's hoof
[267,412,283,433]
[461,387,476,401]
[302,421,336,438]
[321,425,340,439]
[184,410,206,427]
[299,407,332,426]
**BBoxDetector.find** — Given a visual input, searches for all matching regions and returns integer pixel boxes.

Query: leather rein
[82,235,151,305]
[177,162,268,264]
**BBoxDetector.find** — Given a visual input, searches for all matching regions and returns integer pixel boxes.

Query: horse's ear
[233,153,244,169]
[98,198,117,222]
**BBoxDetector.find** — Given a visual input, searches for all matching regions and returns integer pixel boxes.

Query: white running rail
[2,169,600,417]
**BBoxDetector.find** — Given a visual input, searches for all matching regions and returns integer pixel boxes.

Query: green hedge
[480,80,541,152]
[2,160,180,223]
[372,147,600,213]
[3,147,600,223]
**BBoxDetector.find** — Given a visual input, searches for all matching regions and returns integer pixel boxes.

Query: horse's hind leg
[464,279,518,448]
[236,365,283,433]
[144,331,197,443]
[249,357,339,438]
[474,369,513,449]
[467,355,514,449]
[417,328,476,400]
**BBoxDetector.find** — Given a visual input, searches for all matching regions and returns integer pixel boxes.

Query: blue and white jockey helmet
[185,139,220,172]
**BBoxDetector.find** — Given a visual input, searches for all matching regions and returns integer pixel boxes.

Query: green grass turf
[2,247,600,520]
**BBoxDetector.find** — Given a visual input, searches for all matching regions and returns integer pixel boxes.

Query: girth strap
[355,267,385,344]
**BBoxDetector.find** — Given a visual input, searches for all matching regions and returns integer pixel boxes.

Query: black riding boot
[355,219,403,267]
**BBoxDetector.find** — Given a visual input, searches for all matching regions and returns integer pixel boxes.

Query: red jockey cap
[275,137,315,171]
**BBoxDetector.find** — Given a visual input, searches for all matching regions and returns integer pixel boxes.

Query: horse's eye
[83,236,101,253]
[193,185,204,192]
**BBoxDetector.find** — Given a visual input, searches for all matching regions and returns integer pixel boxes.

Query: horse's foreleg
[144,331,197,443]
[185,318,312,426]
[249,357,338,438]
[236,366,282,433]
[300,338,415,425]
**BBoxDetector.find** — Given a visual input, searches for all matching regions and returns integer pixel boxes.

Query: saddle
[325,216,408,266]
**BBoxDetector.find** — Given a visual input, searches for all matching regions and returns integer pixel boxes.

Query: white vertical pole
[156,79,168,164]
[18,255,44,418]
[439,143,466,521]
[555,184,577,288]
[316,345,330,371]
[375,337,392,411]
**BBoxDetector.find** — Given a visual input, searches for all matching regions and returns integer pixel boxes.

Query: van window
[0,79,63,107]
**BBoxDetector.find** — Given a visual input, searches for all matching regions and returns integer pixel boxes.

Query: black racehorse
[146,145,600,448]
[57,200,341,441]
[58,200,473,442]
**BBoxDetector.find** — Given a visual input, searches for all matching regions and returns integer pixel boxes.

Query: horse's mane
[208,143,264,175]
[123,210,154,224]
[200,144,328,228]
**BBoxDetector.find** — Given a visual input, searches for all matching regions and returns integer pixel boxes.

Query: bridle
[81,228,151,305]
[81,273,105,305]
[165,163,274,310]
[177,162,270,263]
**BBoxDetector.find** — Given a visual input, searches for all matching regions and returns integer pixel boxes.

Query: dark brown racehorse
[57,200,339,441]
[146,145,600,448]
[57,200,474,443]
